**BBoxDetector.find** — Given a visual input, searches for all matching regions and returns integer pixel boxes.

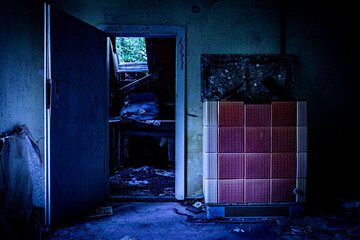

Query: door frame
[97,24,186,200]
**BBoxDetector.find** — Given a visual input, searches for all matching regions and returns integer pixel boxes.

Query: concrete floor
[45,202,278,240]
[31,200,359,240]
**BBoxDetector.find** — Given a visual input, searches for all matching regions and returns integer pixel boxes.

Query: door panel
[50,6,107,225]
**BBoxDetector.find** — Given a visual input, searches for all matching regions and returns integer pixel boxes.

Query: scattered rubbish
[84,206,113,220]
[186,206,203,214]
[131,166,152,172]
[192,201,203,208]
[109,166,175,196]
[120,92,159,122]
[159,137,167,147]
[128,180,149,186]
[341,202,360,209]
[233,228,244,233]
[159,187,175,197]
[143,120,161,126]
[155,169,175,178]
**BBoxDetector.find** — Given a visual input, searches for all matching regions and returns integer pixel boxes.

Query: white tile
[297,126,308,152]
[297,153,308,178]
[203,153,218,179]
[203,126,218,153]
[296,178,307,203]
[204,179,218,203]
[203,101,218,126]
[297,101,308,126]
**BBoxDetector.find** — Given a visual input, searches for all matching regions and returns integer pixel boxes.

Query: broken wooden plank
[119,73,157,95]
[118,62,148,73]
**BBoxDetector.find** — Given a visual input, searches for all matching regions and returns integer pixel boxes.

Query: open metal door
[44,4,108,225]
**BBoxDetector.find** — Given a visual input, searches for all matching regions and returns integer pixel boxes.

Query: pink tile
[218,102,244,126]
[245,154,270,179]
[271,101,297,126]
[271,153,297,178]
[218,180,244,203]
[271,179,296,203]
[245,127,271,153]
[218,154,244,179]
[245,104,271,126]
[271,127,297,152]
[244,179,270,203]
[218,127,244,153]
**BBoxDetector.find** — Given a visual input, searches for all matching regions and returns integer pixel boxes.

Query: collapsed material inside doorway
[108,37,176,197]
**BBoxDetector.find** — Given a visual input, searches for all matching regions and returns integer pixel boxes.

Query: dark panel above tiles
[201,54,295,102]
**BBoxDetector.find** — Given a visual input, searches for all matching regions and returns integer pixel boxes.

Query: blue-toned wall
[1,0,359,205]
[0,1,44,153]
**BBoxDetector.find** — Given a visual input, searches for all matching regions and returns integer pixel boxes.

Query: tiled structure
[203,101,308,204]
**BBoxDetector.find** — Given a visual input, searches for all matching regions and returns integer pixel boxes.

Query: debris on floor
[83,206,113,220]
[186,206,203,214]
[270,206,360,239]
[233,227,245,233]
[184,199,206,214]
[109,166,174,197]
[155,168,175,178]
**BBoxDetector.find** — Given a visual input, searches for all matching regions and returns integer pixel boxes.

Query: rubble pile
[109,166,175,197]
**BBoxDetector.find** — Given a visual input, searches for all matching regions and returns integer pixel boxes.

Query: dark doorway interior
[108,37,176,198]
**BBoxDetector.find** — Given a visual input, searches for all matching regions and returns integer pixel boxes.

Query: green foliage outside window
[116,37,147,63]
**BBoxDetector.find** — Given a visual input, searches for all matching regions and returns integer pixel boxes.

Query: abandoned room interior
[1,0,360,239]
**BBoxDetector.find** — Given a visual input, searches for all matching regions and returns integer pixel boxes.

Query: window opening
[116,37,148,81]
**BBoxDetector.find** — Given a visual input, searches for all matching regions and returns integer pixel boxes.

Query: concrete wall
[0,1,44,154]
[1,0,359,204]
[286,1,360,207]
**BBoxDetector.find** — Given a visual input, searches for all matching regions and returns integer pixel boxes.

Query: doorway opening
[108,36,176,199]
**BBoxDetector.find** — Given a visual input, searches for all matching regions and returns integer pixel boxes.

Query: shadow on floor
[20,199,360,240]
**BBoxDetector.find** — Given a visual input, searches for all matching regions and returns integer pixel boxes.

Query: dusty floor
[44,202,276,240]
[27,200,359,240]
